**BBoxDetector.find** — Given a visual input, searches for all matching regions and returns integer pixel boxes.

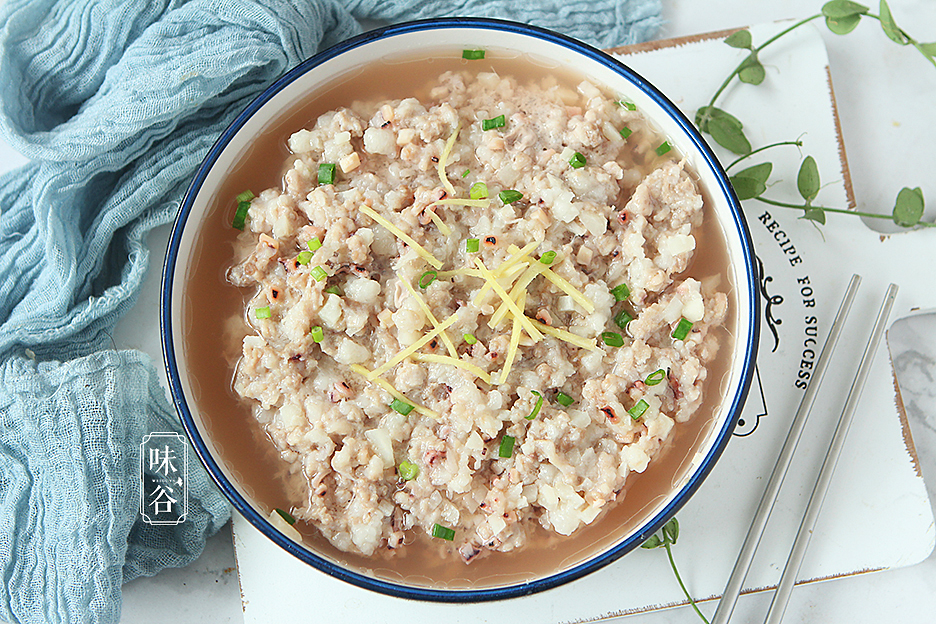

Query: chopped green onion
[466,238,480,253]
[481,114,505,131]
[390,397,415,416]
[296,251,313,265]
[463,333,478,345]
[655,141,672,156]
[525,390,544,420]
[398,460,419,481]
[672,318,693,341]
[462,49,485,60]
[498,189,523,204]
[610,283,631,301]
[324,285,342,296]
[431,523,456,541]
[310,266,328,282]
[617,100,637,111]
[470,181,489,200]
[310,326,324,343]
[235,190,255,203]
[307,236,322,251]
[555,392,575,407]
[539,251,557,265]
[318,163,336,185]
[645,369,666,386]
[569,152,586,169]
[628,399,649,420]
[614,309,634,330]
[462,169,470,178]
[274,508,296,525]
[255,306,272,320]
[232,201,250,230]
[498,435,515,458]
[601,332,624,347]
[619,126,633,139]
[418,270,437,289]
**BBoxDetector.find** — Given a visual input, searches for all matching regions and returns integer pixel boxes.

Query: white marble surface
[1,1,935,622]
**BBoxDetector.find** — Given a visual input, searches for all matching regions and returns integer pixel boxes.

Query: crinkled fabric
[0,1,661,622]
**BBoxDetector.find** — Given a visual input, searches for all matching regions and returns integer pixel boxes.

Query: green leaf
[738,54,766,85]
[803,207,827,225]
[821,0,869,18]
[826,14,863,35]
[918,42,936,58]
[730,176,767,201]
[797,156,820,203]
[641,534,663,549]
[663,518,680,544]
[724,30,753,49]
[709,116,752,155]
[734,162,774,185]
[879,0,910,45]
[893,187,925,227]
[694,106,744,133]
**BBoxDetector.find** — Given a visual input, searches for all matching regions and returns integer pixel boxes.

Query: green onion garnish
[539,251,557,265]
[462,49,485,60]
[466,238,480,253]
[255,306,272,319]
[617,100,637,111]
[308,236,322,251]
[470,181,489,200]
[235,190,255,203]
[274,508,296,525]
[318,163,336,185]
[310,326,324,343]
[619,126,633,139]
[601,332,624,347]
[628,399,649,420]
[672,318,693,341]
[418,270,437,289]
[232,201,250,230]
[645,369,666,386]
[610,283,631,301]
[324,285,342,296]
[498,435,515,458]
[431,523,456,541]
[555,392,575,407]
[498,189,523,204]
[462,169,470,178]
[525,390,544,420]
[655,141,672,156]
[310,266,328,282]
[463,333,477,345]
[296,251,313,265]
[481,114,505,131]
[398,460,419,481]
[390,397,415,416]
[569,152,586,169]
[614,309,634,330]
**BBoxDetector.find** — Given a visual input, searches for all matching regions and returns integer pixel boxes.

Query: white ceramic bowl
[162,17,759,601]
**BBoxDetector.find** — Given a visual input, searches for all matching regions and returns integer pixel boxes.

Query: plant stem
[726,140,803,171]
[755,196,936,227]
[664,541,711,624]
[863,13,936,69]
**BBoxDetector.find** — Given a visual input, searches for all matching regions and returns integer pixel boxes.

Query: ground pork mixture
[227,67,728,563]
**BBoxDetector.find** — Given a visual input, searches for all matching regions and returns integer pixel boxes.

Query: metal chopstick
[711,274,862,624]
[763,283,898,624]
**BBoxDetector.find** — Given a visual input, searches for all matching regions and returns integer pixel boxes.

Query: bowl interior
[163,18,757,600]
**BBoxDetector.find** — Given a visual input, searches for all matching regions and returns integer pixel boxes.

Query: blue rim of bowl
[162,16,759,603]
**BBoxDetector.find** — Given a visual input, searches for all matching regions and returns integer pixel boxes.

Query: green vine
[641,518,711,623]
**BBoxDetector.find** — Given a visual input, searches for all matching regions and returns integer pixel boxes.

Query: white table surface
[2,1,935,623]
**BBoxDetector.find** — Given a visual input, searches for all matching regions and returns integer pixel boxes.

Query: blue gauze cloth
[0,1,661,622]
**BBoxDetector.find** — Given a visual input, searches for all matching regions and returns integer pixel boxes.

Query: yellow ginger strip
[528,318,599,351]
[349,364,440,420]
[412,353,492,385]
[429,198,490,208]
[488,262,547,329]
[397,274,458,358]
[437,123,460,198]
[472,241,540,306]
[437,268,482,279]
[497,291,525,386]
[473,258,543,342]
[541,268,595,313]
[426,209,452,236]
[367,313,459,380]
[359,204,443,269]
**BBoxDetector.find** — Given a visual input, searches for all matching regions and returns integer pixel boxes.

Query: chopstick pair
[713,276,899,624]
